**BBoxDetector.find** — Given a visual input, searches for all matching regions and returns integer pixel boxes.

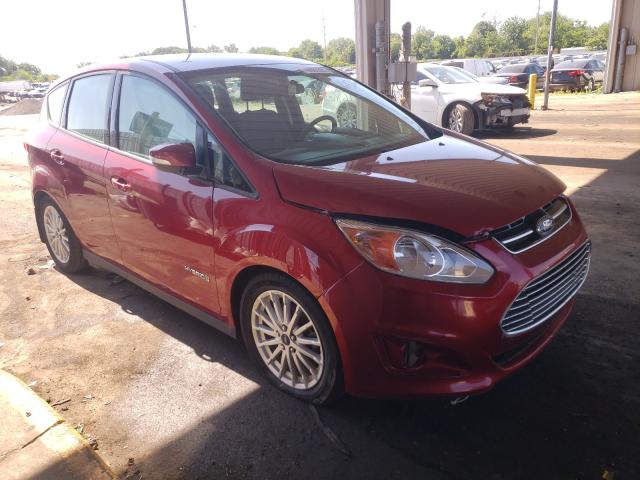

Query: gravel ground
[0,99,43,116]
[0,92,639,480]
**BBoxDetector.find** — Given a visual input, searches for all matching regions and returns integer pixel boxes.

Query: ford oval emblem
[536,215,555,236]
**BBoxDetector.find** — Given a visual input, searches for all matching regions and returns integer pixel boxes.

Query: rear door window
[117,75,197,161]
[66,74,113,144]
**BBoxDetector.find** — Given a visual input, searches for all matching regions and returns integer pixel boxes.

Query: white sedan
[411,63,531,135]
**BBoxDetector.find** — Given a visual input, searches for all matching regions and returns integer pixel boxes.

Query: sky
[1,0,613,75]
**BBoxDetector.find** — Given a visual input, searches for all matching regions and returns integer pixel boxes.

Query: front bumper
[476,101,530,128]
[319,201,589,398]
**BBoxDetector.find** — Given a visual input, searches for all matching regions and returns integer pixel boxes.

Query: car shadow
[473,127,558,140]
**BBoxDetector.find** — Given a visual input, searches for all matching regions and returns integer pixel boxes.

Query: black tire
[240,272,341,404]
[38,197,87,273]
[445,103,475,135]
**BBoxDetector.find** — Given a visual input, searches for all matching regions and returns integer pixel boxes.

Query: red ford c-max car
[26,54,590,403]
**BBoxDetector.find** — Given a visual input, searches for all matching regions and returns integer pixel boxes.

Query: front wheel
[446,103,475,135]
[240,273,341,404]
[336,102,357,129]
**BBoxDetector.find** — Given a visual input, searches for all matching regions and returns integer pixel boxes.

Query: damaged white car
[411,63,531,134]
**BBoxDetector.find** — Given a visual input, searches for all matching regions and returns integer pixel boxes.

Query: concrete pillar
[354,0,390,90]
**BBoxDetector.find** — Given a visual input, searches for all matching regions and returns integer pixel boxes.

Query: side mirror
[419,78,438,88]
[149,142,196,171]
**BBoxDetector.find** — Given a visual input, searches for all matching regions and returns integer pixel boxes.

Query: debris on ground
[88,437,99,450]
[50,397,71,407]
[75,423,84,434]
[25,267,36,275]
[82,394,93,402]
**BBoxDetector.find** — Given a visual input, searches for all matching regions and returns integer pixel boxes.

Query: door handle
[110,176,132,193]
[50,149,65,166]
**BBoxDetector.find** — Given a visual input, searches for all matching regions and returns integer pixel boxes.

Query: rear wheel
[38,197,87,273]
[446,103,475,135]
[240,273,341,404]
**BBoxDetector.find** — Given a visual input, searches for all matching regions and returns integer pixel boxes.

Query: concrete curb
[0,370,115,479]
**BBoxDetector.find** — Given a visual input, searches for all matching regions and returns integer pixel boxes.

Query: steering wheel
[304,115,337,137]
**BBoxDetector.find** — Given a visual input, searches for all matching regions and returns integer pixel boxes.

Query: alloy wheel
[43,205,70,264]
[251,290,324,390]
[449,107,464,132]
[337,104,357,128]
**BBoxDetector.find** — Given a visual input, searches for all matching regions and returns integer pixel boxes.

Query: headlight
[481,93,511,106]
[336,219,494,284]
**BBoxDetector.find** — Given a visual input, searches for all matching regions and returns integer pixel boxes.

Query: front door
[411,71,439,124]
[104,73,219,314]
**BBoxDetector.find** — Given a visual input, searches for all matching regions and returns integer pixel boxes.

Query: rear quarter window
[46,82,68,126]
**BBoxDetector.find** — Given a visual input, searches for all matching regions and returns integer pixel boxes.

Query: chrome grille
[501,241,591,335]
[492,197,572,253]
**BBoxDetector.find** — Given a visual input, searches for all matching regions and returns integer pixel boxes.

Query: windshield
[452,67,479,82]
[181,65,432,166]
[420,65,474,84]
[498,64,528,73]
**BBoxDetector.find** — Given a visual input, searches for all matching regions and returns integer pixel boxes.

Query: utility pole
[322,16,327,61]
[182,0,193,54]
[534,0,541,54]
[400,22,412,108]
[542,0,558,110]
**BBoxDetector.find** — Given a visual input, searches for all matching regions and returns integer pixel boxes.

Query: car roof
[82,53,317,74]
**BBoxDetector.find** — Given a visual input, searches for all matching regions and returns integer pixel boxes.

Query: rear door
[104,72,219,313]
[45,73,121,262]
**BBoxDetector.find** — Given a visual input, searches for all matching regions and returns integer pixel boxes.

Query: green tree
[249,46,280,55]
[499,17,527,55]
[465,21,498,57]
[224,43,238,53]
[17,63,40,76]
[151,46,188,55]
[412,26,435,60]
[586,23,609,50]
[325,37,355,65]
[390,33,402,62]
[288,40,323,61]
[432,35,456,59]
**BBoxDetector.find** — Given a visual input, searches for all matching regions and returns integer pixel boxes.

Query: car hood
[273,132,565,238]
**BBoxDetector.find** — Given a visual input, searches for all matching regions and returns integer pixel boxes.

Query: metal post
[182,0,193,54]
[614,27,628,93]
[354,0,389,90]
[542,0,558,110]
[534,0,541,54]
[375,20,389,95]
[400,22,412,108]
